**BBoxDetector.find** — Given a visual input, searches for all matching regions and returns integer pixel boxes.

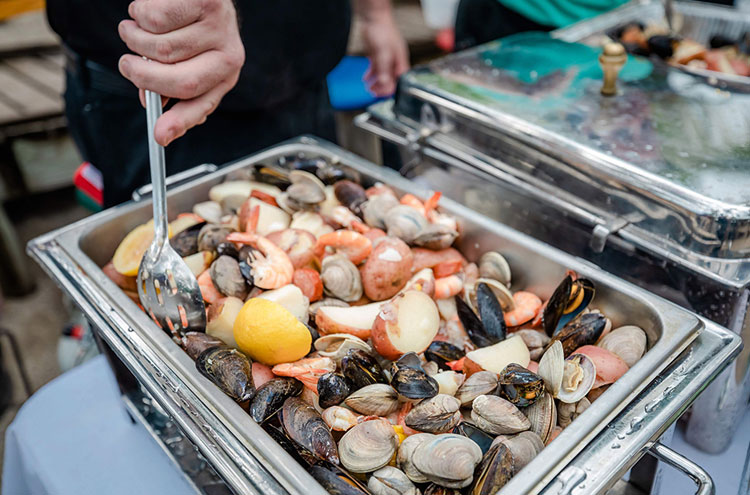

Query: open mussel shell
[557,353,597,404]
[394,351,424,371]
[558,397,591,428]
[249,377,303,423]
[339,419,399,473]
[412,434,483,489]
[537,340,564,397]
[314,333,372,364]
[182,331,224,360]
[597,325,647,367]
[455,371,499,407]
[465,278,514,315]
[195,346,255,403]
[345,384,399,416]
[341,349,388,389]
[476,282,507,343]
[425,341,465,370]
[309,461,371,495]
[210,255,248,299]
[479,251,511,288]
[405,394,462,433]
[317,372,351,409]
[523,391,556,443]
[497,431,545,474]
[281,397,339,464]
[470,442,514,495]
[498,363,544,407]
[455,295,493,349]
[471,395,531,435]
[452,422,495,455]
[549,312,607,357]
[542,276,595,337]
[170,221,206,257]
[392,367,439,401]
[368,466,419,495]
[263,423,317,467]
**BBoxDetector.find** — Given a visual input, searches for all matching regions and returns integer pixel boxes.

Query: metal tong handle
[664,0,674,32]
[647,442,715,495]
[145,89,169,246]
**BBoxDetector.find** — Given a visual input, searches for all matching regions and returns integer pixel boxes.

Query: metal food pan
[28,136,709,494]
[553,0,750,90]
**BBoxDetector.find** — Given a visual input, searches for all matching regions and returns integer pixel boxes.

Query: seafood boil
[106,154,649,493]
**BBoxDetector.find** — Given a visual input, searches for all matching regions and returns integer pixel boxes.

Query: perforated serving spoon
[137,90,206,338]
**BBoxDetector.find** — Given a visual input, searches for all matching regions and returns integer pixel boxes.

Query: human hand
[360,5,409,97]
[118,0,245,146]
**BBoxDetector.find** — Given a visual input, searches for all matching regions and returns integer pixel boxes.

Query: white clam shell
[557,353,596,404]
[397,433,435,483]
[345,384,399,416]
[471,395,530,435]
[339,419,399,473]
[537,340,564,397]
[479,251,512,287]
[412,434,483,488]
[314,333,372,364]
[597,325,647,367]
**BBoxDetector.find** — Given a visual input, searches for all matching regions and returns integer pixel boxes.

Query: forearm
[354,0,394,22]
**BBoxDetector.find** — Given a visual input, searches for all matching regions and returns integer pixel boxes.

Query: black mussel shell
[238,260,254,285]
[453,422,495,455]
[281,397,339,464]
[196,346,255,403]
[197,224,232,252]
[316,165,348,185]
[471,443,514,495]
[341,349,387,389]
[317,373,351,409]
[455,295,494,348]
[424,484,463,495]
[169,221,206,257]
[425,341,465,370]
[549,312,607,357]
[254,163,291,189]
[262,423,317,466]
[394,351,424,371]
[476,282,507,343]
[648,35,677,59]
[216,241,239,259]
[210,255,249,299]
[250,378,303,423]
[542,276,595,337]
[333,180,367,215]
[309,462,370,495]
[182,331,224,360]
[391,367,439,400]
[611,21,645,40]
[498,363,544,407]
[710,34,737,49]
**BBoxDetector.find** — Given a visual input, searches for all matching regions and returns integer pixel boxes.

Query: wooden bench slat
[0,63,62,120]
[3,55,64,95]
[0,97,24,125]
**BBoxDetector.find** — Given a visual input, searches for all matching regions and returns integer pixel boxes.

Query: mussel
[215,241,239,259]
[344,384,399,416]
[452,422,495,454]
[339,419,399,473]
[548,312,607,357]
[424,484,462,495]
[392,366,439,401]
[425,341,465,370]
[198,224,233,252]
[210,255,248,299]
[368,466,419,495]
[169,221,206,257]
[249,377,303,423]
[182,331,224,360]
[334,180,367,215]
[309,462,371,495]
[471,395,530,435]
[542,275,595,336]
[455,295,493,349]
[341,349,387,389]
[404,394,462,433]
[498,363,544,407]
[411,434,483,489]
[317,372,351,409]
[470,442,514,495]
[281,397,339,464]
[475,282,507,343]
[195,346,255,403]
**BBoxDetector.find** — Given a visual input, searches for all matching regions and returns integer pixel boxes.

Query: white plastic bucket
[420,0,460,30]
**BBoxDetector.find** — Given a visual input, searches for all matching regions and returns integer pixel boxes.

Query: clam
[339,419,399,473]
[317,372,351,408]
[597,325,647,367]
[424,484,462,495]
[470,443,514,495]
[385,205,429,244]
[170,221,206,257]
[549,313,607,357]
[196,346,255,403]
[523,391,556,443]
[334,180,367,215]
[575,345,629,388]
[392,367,439,401]
[281,397,339,464]
[405,394,462,433]
[341,349,388,389]
[516,329,550,361]
[368,466,419,495]
[412,224,459,251]
[498,363,544,407]
[314,334,372,364]
[424,340,465,370]
[471,395,530,435]
[287,170,326,207]
[309,462,371,495]
[432,370,464,397]
[197,224,232,252]
[498,431,544,473]
[182,331,224,360]
[537,340,564,396]
[423,361,440,377]
[321,254,363,302]
[557,353,596,404]
[478,251,511,287]
[475,282,507,343]
[193,200,223,224]
[558,397,591,428]
[249,377,303,423]
[362,194,399,230]
[412,434,483,489]
[321,405,360,432]
[210,255,248,299]
[452,422,495,454]
[345,384,399,416]
[542,275,595,336]
[397,433,435,483]
[455,371,499,406]
[465,278,514,314]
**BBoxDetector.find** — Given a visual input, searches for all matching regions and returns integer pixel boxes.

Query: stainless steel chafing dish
[358,4,750,461]
[28,137,740,495]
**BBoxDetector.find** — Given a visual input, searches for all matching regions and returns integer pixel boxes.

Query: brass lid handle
[599,42,627,96]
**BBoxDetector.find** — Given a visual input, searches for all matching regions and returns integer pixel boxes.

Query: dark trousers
[63,52,337,208]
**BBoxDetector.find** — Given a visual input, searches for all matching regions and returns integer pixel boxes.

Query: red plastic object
[73,162,103,207]
[436,28,455,53]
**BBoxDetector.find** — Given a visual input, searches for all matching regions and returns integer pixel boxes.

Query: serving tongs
[137,90,206,337]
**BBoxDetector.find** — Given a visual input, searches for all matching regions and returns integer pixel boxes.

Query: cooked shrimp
[197,270,222,304]
[226,232,293,289]
[322,406,361,431]
[464,262,479,287]
[316,230,372,265]
[400,194,426,216]
[272,356,335,392]
[327,205,370,233]
[504,291,543,327]
[411,247,466,274]
[423,191,442,216]
[435,273,464,299]
[250,189,278,207]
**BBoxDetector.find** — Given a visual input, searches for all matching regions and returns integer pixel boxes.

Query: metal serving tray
[27,137,739,494]
[554,0,750,90]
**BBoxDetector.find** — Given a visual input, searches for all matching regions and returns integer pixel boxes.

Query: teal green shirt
[498,0,629,28]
